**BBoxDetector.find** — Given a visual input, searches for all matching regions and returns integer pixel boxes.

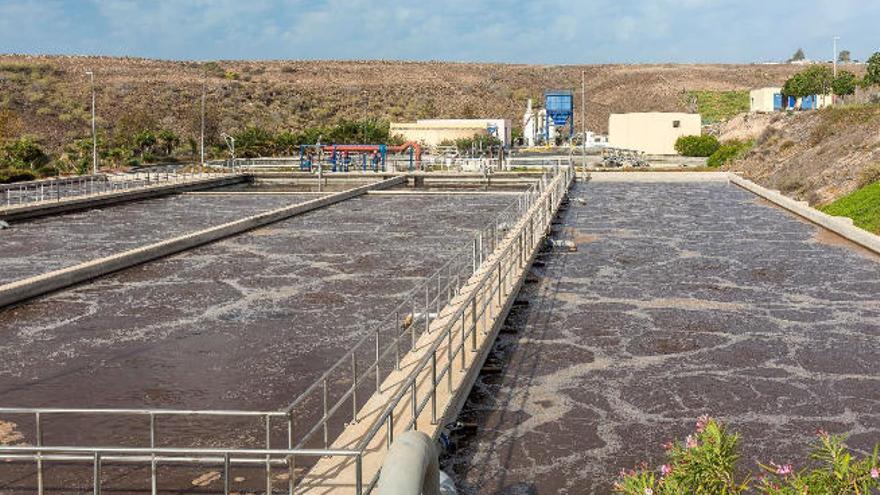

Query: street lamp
[221,132,235,171]
[581,70,587,172]
[200,68,206,170]
[85,71,97,175]
[833,36,841,77]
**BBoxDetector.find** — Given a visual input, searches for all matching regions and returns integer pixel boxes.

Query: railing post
[224,452,231,495]
[266,414,272,495]
[395,310,401,370]
[36,412,43,495]
[470,298,478,351]
[323,378,329,448]
[352,353,359,423]
[460,314,467,370]
[447,321,453,391]
[93,452,101,495]
[375,330,381,394]
[472,237,478,274]
[355,454,363,495]
[410,381,418,430]
[431,350,438,425]
[288,412,296,495]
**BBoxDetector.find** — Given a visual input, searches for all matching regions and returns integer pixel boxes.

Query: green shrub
[614,417,880,495]
[1,138,50,169]
[0,167,37,183]
[674,135,720,157]
[707,140,754,167]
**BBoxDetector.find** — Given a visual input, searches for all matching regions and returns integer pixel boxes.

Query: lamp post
[581,70,586,172]
[833,36,840,77]
[85,71,97,175]
[200,72,206,170]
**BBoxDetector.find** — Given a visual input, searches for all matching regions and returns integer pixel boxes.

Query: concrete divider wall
[0,174,249,222]
[728,173,880,256]
[0,176,405,309]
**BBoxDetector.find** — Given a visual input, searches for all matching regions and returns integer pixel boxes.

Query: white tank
[523,99,536,147]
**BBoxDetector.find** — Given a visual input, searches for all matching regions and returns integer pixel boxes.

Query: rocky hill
[0,55,804,156]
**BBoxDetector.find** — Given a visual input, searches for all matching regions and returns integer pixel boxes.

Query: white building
[390,119,512,147]
[750,87,782,112]
[608,113,702,155]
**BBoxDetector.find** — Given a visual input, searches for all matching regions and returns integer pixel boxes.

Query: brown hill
[723,105,880,205]
[0,55,803,156]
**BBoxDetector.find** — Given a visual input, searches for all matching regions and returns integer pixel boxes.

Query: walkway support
[376,431,440,495]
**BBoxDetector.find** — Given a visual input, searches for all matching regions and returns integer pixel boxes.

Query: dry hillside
[0,55,804,155]
[721,106,880,205]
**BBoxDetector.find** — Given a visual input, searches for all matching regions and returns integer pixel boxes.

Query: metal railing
[0,170,233,210]
[0,167,573,495]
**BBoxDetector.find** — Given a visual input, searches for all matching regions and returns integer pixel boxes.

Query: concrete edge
[728,172,880,256]
[0,175,249,222]
[0,176,404,309]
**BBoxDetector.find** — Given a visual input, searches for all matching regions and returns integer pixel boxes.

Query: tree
[865,52,880,87]
[837,50,851,63]
[133,130,157,157]
[782,65,833,97]
[234,126,274,158]
[789,48,806,62]
[156,129,179,156]
[831,71,858,97]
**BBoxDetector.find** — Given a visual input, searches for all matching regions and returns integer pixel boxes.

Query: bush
[614,417,880,495]
[1,138,49,169]
[707,140,754,167]
[858,162,880,188]
[674,135,720,157]
[0,167,37,184]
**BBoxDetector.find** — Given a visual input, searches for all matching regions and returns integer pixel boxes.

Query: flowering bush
[614,417,880,495]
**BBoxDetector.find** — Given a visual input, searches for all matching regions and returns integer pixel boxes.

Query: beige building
[608,113,702,155]
[390,119,512,147]
[750,87,782,112]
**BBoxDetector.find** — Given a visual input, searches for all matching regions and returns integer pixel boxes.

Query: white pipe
[377,431,440,495]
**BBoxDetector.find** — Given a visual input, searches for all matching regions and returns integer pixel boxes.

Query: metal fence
[0,167,573,495]
[0,171,230,210]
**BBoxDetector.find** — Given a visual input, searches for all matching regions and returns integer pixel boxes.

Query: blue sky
[1,0,878,63]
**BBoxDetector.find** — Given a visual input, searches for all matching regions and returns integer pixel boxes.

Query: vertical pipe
[395,310,401,371]
[447,322,453,391]
[472,237,478,274]
[151,457,157,495]
[460,314,467,370]
[411,299,416,349]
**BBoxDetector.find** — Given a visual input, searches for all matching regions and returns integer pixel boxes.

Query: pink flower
[686,434,698,449]
[871,467,879,479]
[660,464,673,478]
[696,415,710,433]
[773,463,793,476]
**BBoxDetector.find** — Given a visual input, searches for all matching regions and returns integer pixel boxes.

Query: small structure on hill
[608,113,701,155]
[750,87,833,112]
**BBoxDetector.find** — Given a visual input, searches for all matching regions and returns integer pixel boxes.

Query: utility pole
[833,36,840,77]
[200,70,206,170]
[581,70,586,172]
[86,71,97,175]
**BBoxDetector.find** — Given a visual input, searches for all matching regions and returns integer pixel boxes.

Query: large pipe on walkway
[377,431,440,495]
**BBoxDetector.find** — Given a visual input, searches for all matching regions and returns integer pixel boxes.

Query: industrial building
[522,90,575,146]
[608,112,702,155]
[389,119,512,147]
